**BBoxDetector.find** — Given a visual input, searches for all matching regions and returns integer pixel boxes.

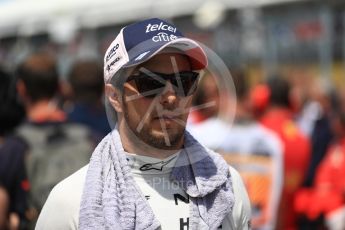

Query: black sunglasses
[125,71,199,98]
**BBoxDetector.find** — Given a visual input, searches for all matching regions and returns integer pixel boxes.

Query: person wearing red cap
[258,76,311,230]
[36,18,251,230]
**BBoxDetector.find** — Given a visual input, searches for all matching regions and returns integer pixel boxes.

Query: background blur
[1,0,345,229]
[0,0,344,86]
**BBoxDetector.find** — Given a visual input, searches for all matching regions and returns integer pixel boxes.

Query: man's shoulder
[50,164,89,199]
[228,166,248,197]
[43,164,88,210]
[36,165,89,230]
[227,165,252,229]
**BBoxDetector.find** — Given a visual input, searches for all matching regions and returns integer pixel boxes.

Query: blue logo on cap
[122,18,184,66]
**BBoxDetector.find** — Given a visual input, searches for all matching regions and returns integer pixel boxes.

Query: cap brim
[123,37,207,71]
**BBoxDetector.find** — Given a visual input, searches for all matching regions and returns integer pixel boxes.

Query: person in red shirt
[258,76,311,230]
[294,102,345,230]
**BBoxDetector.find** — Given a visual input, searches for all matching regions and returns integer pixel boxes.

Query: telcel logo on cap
[145,22,177,33]
[103,18,208,83]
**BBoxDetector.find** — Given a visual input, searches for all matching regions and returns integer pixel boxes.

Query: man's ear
[105,84,123,113]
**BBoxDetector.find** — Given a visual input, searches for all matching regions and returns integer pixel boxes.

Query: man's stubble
[122,96,185,151]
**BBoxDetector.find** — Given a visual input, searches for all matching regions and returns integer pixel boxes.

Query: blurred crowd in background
[1,0,345,229]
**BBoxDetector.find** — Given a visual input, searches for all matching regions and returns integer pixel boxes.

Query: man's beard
[122,99,185,150]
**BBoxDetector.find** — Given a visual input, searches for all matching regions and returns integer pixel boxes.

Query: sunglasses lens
[127,72,199,98]
[175,72,199,96]
[135,76,164,98]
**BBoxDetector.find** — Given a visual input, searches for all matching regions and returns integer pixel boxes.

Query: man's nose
[159,81,178,106]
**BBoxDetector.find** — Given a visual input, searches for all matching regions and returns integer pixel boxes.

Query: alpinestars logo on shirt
[139,156,176,171]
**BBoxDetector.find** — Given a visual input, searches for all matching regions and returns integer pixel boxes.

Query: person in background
[187,71,230,149]
[220,71,283,230]
[188,70,221,124]
[66,59,111,142]
[189,70,284,229]
[294,90,345,230]
[259,76,311,230]
[292,78,334,188]
[0,67,29,230]
[15,52,93,228]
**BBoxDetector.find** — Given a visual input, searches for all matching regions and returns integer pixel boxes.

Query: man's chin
[144,129,184,150]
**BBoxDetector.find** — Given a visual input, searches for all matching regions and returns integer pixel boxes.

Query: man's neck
[26,99,65,123]
[122,137,182,160]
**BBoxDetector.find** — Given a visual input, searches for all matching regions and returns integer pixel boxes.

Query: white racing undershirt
[36,152,251,230]
[125,151,191,229]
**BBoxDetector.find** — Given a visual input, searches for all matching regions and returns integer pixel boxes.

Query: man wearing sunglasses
[36,18,251,230]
